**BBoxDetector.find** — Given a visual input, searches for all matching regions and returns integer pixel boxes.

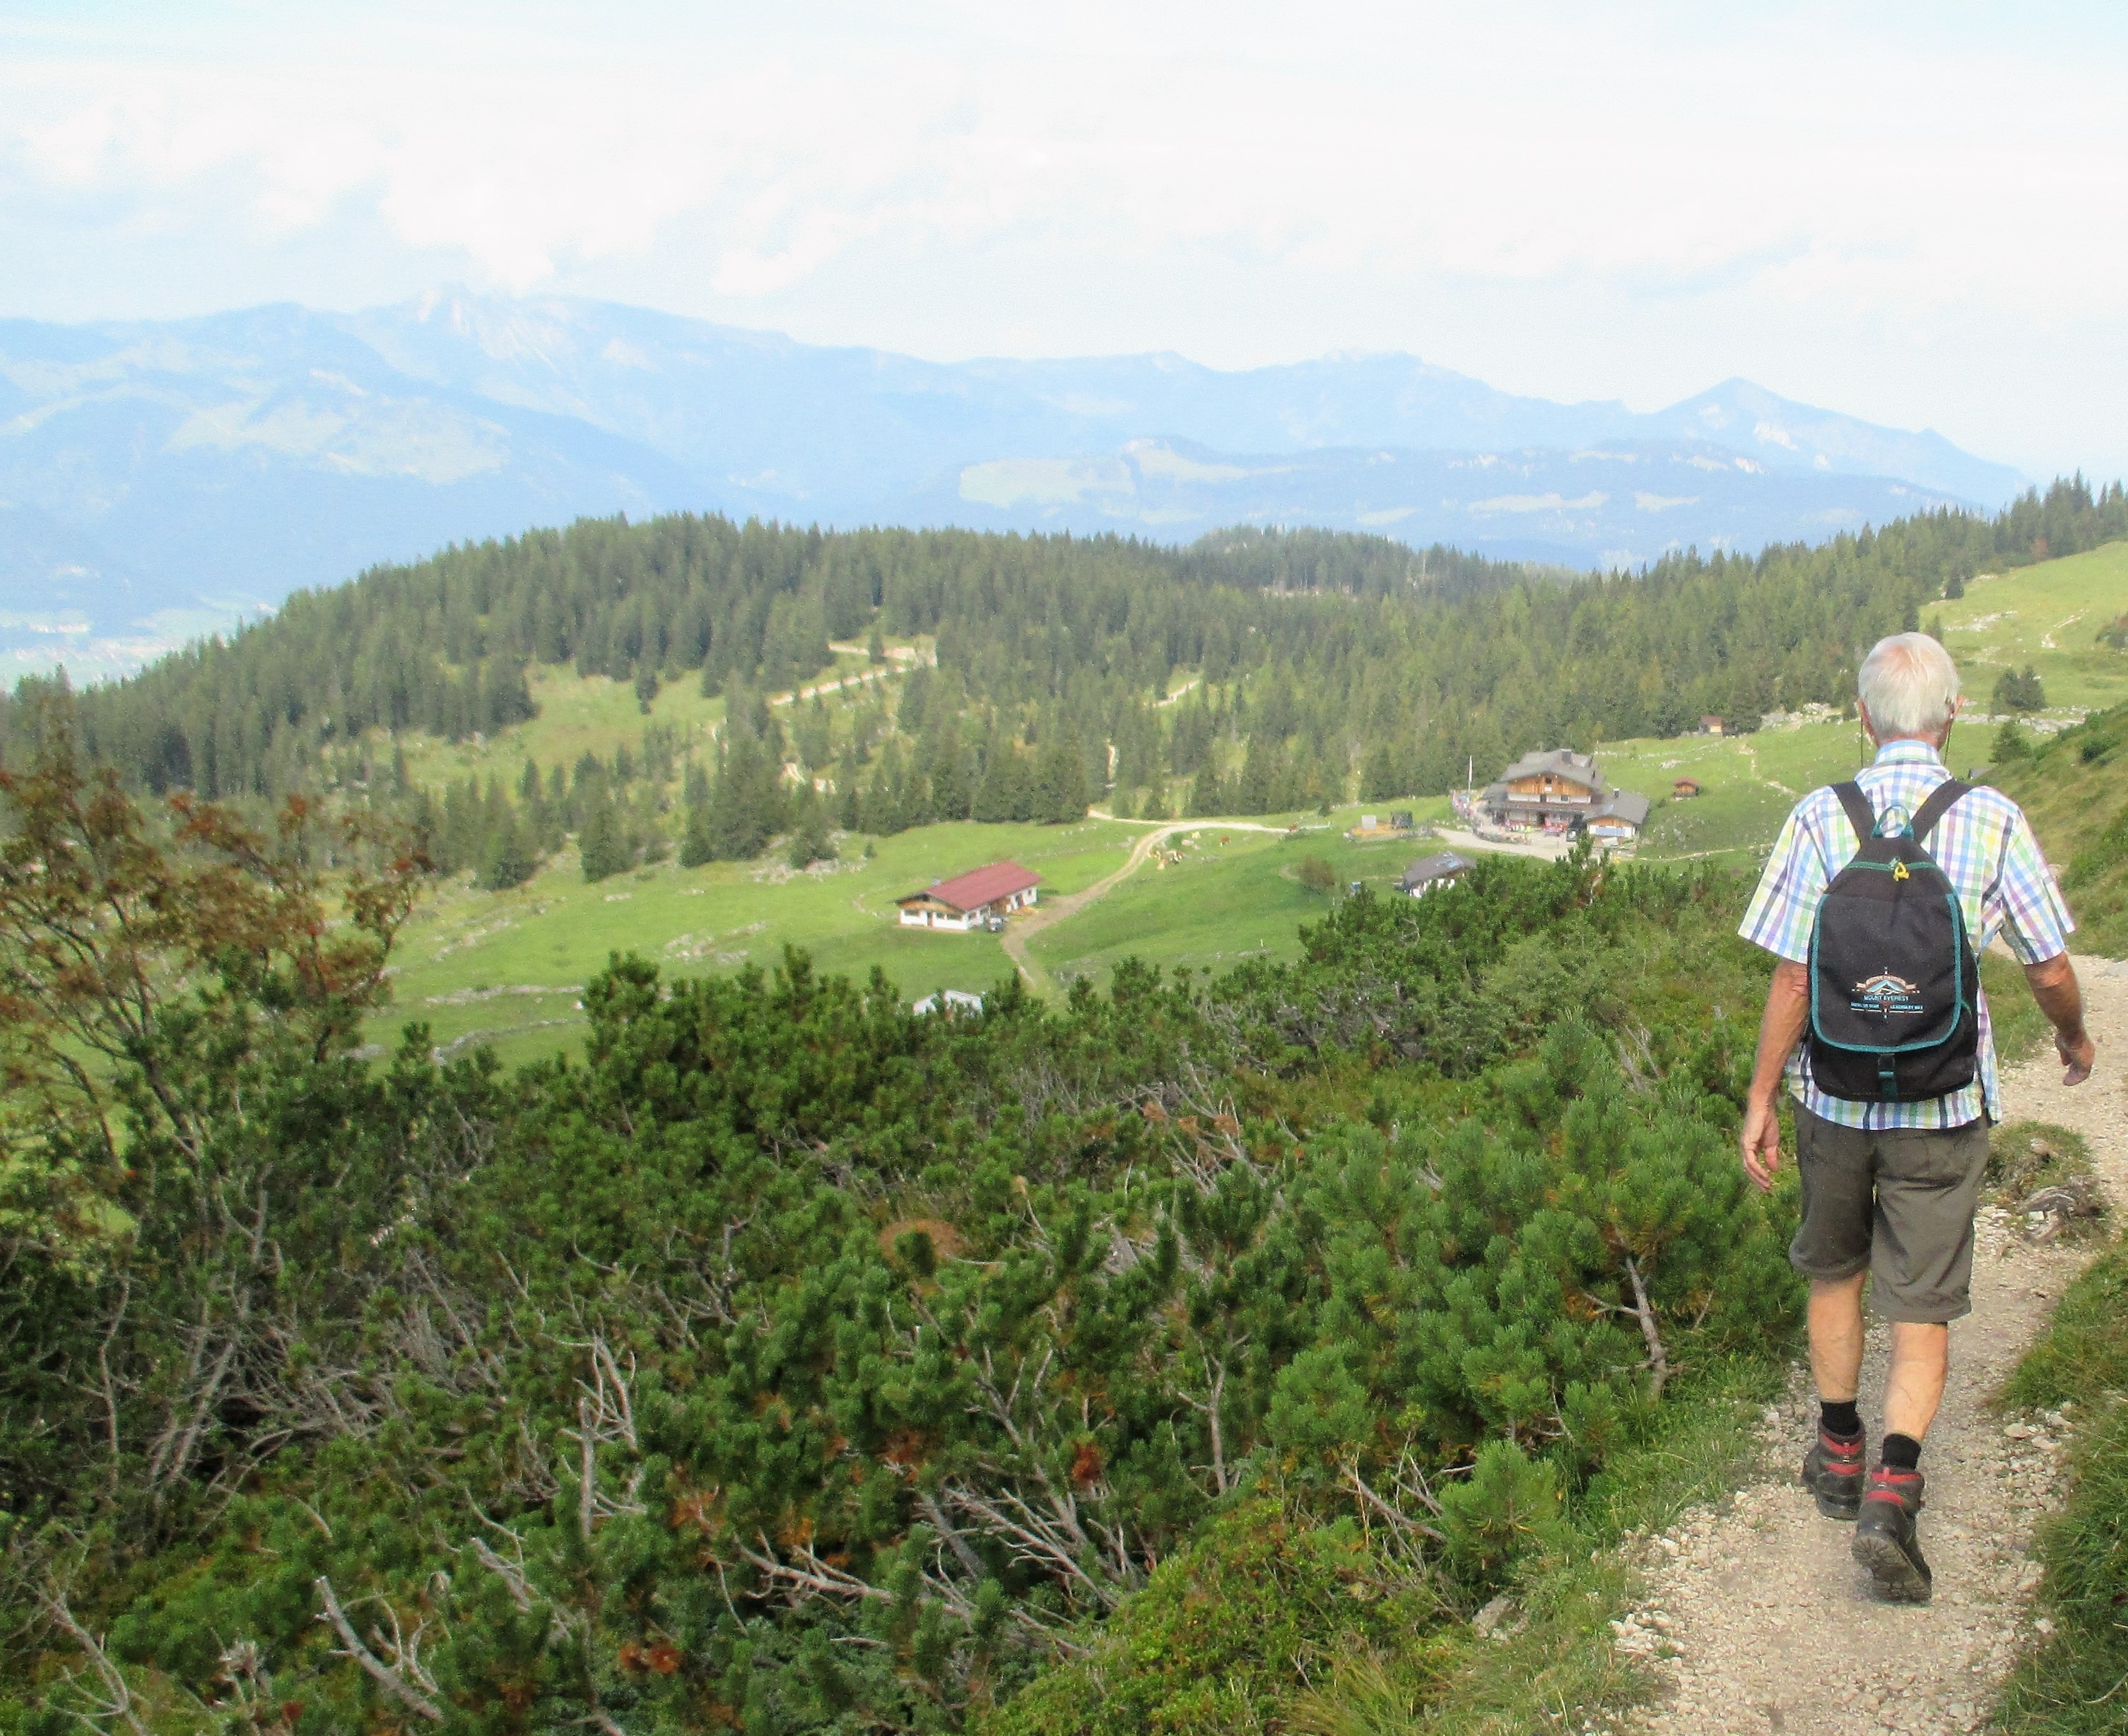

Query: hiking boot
[1800,1427,1867,1519]
[1852,1468,1931,1603]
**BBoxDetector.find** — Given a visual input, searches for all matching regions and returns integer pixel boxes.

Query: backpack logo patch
[1851,971,1924,1017]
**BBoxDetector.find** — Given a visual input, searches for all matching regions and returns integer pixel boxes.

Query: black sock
[1881,1432,1922,1471]
[1820,1399,1862,1439]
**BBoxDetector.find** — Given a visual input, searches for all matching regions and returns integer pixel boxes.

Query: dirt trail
[1738,736,1798,796]
[1619,956,2128,1736]
[997,820,1293,993]
[997,815,1589,993]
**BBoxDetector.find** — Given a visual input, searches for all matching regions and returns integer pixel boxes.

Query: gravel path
[1616,955,2128,1736]
[995,818,1293,994]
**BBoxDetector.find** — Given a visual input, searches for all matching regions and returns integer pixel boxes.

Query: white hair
[1857,632,1961,739]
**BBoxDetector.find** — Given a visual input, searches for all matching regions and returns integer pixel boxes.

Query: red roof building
[895,861,1042,931]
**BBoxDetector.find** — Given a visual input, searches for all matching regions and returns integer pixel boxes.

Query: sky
[5,0,2127,483]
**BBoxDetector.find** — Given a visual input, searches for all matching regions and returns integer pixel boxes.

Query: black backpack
[1806,779,1980,1103]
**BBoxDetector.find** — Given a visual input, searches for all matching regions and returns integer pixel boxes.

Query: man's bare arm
[1740,958,1810,1192]
[2023,952,2095,1085]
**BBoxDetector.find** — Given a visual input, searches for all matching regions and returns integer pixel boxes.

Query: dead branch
[1341,1456,1446,1549]
[940,1484,1126,1610]
[469,1536,536,1612]
[1622,1255,1670,1395]
[314,1576,445,1724]
[916,1490,989,1584]
[739,1535,896,1606]
[211,1640,296,1736]
[1585,1254,1671,1396]
[563,1338,645,1539]
[1182,1357,1230,1495]
[38,1590,151,1736]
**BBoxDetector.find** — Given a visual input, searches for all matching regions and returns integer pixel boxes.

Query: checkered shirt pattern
[1739,737,2073,1129]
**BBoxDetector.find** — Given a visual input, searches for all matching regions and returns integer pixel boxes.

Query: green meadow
[390,644,919,794]
[371,815,1140,1068]
[1598,720,1867,870]
[1934,540,2128,712]
[1029,800,1454,991]
[363,549,2127,1062]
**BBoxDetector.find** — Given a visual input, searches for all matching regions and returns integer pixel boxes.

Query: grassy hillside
[388,643,927,796]
[375,815,1141,1068]
[1934,539,2128,713]
[1598,719,1867,869]
[1992,1231,2128,1734]
[1025,801,1453,991]
[1985,699,2128,957]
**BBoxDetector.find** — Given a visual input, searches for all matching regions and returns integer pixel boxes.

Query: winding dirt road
[998,819,1295,993]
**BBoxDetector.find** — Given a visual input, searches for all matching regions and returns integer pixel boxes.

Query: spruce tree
[1362,742,1399,802]
[679,798,714,867]
[786,782,835,868]
[972,738,1019,823]
[479,815,537,890]
[1236,736,1276,814]
[708,737,777,860]
[1033,730,1088,824]
[928,733,971,822]
[442,777,481,875]
[899,666,931,734]
[578,796,628,882]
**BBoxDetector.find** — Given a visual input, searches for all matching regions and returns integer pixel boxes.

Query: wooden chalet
[1480,750,1609,830]
[896,861,1041,932]
[1673,777,1702,798]
[1479,749,1651,843]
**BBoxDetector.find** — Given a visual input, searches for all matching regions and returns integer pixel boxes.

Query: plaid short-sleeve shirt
[1738,737,2073,1129]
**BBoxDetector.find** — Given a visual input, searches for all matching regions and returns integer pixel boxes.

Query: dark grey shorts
[1789,1104,1992,1324]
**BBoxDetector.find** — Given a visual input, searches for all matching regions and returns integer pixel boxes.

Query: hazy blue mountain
[0,289,2028,677]
[928,437,1963,567]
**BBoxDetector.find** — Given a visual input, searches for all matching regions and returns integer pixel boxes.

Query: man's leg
[1850,1118,1988,1602]
[1791,1110,1876,1516]
[1883,1322,1949,1441]
[1807,1271,1867,1403]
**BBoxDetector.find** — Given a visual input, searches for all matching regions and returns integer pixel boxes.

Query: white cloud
[8,2,2123,312]
[3,2,2127,476]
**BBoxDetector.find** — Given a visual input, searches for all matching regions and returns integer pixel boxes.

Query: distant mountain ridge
[0,289,2029,677]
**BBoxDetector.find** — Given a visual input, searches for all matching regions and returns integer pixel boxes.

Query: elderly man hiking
[1736,632,2095,1604]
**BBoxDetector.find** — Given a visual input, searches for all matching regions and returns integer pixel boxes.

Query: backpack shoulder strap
[1908,777,1971,845]
[1830,781,1877,844]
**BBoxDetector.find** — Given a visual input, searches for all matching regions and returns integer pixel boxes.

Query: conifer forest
[5,477,2122,894]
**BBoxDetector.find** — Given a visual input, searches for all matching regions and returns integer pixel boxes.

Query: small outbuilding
[1672,777,1702,798]
[1401,850,1476,897]
[1584,791,1652,844]
[896,861,1041,931]
[1699,716,1727,736]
